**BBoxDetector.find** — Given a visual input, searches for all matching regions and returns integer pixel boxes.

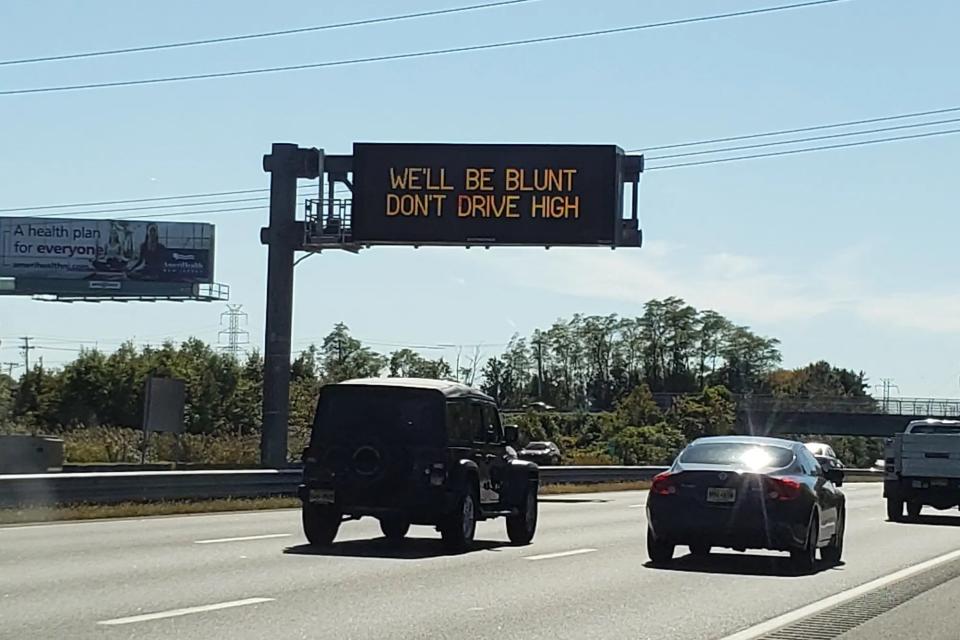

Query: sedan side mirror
[825,467,844,486]
[504,424,519,445]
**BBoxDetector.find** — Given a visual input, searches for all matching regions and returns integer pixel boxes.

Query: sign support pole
[260,144,318,467]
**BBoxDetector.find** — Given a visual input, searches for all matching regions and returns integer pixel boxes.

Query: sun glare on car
[739,447,772,471]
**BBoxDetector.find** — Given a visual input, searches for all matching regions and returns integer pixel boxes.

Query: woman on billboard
[128,223,167,280]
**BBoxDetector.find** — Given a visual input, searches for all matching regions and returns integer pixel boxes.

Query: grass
[540,481,651,494]
[0,496,300,525]
[0,481,652,525]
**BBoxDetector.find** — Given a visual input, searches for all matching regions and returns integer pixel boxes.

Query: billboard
[350,143,626,246]
[0,217,214,284]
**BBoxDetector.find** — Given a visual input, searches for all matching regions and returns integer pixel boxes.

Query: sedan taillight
[651,471,678,496]
[765,477,802,501]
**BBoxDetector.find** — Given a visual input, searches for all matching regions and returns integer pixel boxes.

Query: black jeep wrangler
[298,377,539,552]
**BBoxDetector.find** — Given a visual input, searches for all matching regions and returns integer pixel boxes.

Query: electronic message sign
[0,217,215,284]
[350,143,631,246]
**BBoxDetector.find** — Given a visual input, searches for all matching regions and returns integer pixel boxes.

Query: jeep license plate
[309,489,335,504]
[707,487,736,503]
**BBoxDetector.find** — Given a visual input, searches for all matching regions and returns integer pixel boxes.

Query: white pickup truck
[884,419,960,521]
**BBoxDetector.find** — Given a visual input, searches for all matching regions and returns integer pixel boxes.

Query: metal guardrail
[0,466,882,509]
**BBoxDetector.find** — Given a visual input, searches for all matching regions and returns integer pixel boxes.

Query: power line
[646,126,960,170]
[0,0,845,96]
[2,185,346,217]
[0,184,317,214]
[27,195,271,217]
[648,116,960,161]
[628,105,960,153]
[6,101,959,216]
[0,0,541,67]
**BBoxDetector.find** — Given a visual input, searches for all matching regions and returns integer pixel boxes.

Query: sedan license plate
[309,489,335,504]
[707,487,736,503]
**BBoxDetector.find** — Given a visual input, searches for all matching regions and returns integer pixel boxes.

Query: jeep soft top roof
[335,377,495,402]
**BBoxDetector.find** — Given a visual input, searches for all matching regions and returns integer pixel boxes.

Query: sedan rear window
[679,443,795,470]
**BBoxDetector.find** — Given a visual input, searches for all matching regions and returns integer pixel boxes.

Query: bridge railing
[513,394,960,418]
[738,395,960,417]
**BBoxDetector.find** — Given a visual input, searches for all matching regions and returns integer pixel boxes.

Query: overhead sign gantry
[259,142,643,466]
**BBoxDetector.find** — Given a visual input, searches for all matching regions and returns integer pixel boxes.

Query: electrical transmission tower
[874,377,900,412]
[218,305,250,359]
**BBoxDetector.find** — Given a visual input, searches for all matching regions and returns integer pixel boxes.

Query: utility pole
[218,304,250,359]
[19,336,34,371]
[1,362,19,377]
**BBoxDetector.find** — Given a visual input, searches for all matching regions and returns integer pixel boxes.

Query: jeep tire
[506,482,538,545]
[302,502,341,546]
[441,485,478,553]
[379,516,411,541]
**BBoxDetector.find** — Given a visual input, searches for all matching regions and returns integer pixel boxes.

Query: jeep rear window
[312,386,444,445]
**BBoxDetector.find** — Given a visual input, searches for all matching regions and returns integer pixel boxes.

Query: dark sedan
[518,441,562,466]
[646,435,845,572]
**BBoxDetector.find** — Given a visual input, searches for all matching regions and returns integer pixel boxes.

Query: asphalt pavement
[3,483,960,640]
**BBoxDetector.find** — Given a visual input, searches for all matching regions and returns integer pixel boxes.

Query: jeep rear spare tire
[441,487,478,553]
[506,483,538,545]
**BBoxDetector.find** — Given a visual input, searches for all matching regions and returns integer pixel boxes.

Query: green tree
[667,385,736,441]
[614,384,664,429]
[609,424,686,465]
[319,323,386,382]
[388,348,451,379]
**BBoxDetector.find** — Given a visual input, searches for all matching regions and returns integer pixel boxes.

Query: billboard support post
[260,144,318,468]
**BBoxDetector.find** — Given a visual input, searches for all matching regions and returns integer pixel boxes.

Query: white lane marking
[194,533,291,544]
[717,548,960,640]
[98,597,274,626]
[524,548,597,561]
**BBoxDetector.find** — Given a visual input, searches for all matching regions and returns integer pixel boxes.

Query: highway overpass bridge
[702,395,959,437]
[510,396,960,437]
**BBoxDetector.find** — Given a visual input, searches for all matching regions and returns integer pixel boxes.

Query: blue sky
[1,0,959,396]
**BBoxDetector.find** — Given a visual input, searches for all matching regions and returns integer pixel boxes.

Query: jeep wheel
[302,502,340,546]
[441,487,478,553]
[506,483,538,545]
[380,516,411,541]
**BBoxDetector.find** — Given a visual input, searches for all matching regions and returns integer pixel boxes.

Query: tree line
[0,297,878,466]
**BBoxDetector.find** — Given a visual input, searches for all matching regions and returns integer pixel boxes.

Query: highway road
[3,483,960,639]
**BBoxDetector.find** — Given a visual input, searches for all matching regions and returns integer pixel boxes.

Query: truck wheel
[441,485,478,553]
[302,502,341,546]
[379,516,411,541]
[906,501,922,520]
[646,527,674,565]
[506,482,539,545]
[821,509,844,564]
[886,497,905,522]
